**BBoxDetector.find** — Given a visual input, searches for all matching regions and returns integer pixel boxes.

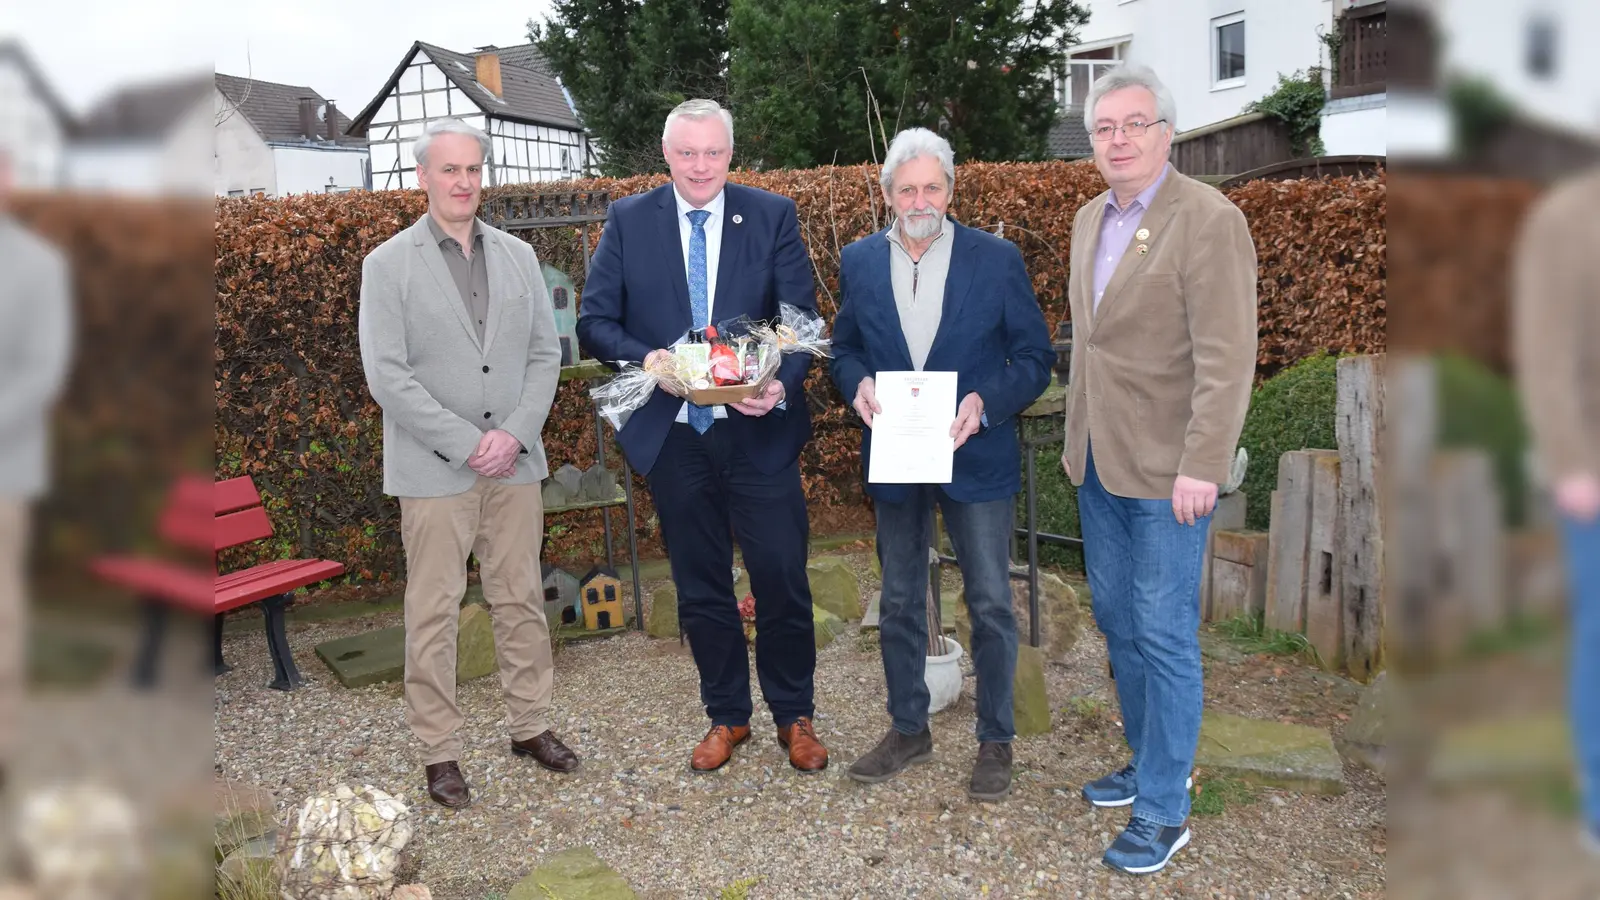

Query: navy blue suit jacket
[830,219,1056,504]
[576,182,817,477]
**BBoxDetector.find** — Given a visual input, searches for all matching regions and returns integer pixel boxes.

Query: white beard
[898,211,942,241]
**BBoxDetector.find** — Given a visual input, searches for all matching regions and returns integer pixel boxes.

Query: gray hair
[662,99,735,149]
[879,127,956,192]
[1083,63,1178,133]
[414,118,492,169]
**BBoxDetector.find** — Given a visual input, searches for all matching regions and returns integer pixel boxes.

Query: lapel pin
[731,214,743,225]
[1135,243,1149,255]
[1135,227,1150,241]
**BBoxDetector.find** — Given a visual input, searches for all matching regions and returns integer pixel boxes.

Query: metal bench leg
[213,613,231,676]
[261,594,304,691]
[132,599,167,689]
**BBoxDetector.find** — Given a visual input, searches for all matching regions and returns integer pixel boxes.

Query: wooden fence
[1170,112,1296,178]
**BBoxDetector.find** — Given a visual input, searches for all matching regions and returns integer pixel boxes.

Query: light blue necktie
[686,209,713,434]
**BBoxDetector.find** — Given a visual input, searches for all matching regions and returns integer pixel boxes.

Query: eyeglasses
[1090,119,1168,142]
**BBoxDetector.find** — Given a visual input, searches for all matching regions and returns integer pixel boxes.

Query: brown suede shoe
[425,761,470,809]
[511,730,581,773]
[776,717,829,773]
[690,724,750,772]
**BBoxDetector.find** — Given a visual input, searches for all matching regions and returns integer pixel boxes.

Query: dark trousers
[647,422,816,727]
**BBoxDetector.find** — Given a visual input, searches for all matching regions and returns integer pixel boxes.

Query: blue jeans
[875,486,1018,743]
[1560,513,1600,829]
[1077,446,1211,827]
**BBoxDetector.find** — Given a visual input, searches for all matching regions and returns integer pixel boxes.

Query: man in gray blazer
[0,148,73,790]
[358,118,573,809]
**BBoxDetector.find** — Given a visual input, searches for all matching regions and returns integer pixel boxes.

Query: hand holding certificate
[866,371,958,484]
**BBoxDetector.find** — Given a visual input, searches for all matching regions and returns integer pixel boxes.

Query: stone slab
[861,591,881,631]
[214,779,276,862]
[314,603,504,688]
[456,603,497,682]
[509,847,638,900]
[646,584,678,639]
[1013,644,1052,737]
[1195,711,1346,795]
[1335,670,1389,775]
[1429,710,1572,785]
[814,605,847,650]
[315,626,406,689]
[807,556,862,622]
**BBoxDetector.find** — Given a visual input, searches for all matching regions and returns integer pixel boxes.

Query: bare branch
[215,44,257,130]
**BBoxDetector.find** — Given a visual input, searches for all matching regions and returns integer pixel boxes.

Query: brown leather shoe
[690,724,750,772]
[511,730,581,773]
[425,761,470,809]
[776,717,829,773]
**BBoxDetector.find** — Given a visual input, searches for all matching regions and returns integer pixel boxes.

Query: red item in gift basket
[704,326,744,386]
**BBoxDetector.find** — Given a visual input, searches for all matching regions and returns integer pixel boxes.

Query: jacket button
[483,366,490,373]
[484,412,492,419]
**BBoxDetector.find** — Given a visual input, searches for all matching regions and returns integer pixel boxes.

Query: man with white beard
[830,127,1055,800]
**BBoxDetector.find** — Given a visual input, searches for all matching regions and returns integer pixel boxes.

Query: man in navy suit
[831,128,1054,801]
[576,99,827,774]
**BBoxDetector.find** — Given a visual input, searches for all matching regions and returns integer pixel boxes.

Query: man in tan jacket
[1512,165,1600,851]
[1061,64,1257,875]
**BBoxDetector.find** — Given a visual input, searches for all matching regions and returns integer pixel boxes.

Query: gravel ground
[215,552,1385,900]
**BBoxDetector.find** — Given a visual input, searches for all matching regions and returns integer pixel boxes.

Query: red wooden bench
[89,474,346,690]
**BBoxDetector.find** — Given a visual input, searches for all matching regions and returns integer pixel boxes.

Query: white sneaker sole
[1086,776,1194,808]
[1108,828,1191,875]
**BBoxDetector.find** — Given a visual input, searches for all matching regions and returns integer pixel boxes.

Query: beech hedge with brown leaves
[207,161,1386,582]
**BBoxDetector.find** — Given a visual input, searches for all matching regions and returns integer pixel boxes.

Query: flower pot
[924,636,964,715]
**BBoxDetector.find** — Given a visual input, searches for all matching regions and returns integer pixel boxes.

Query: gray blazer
[0,216,73,501]
[358,213,562,498]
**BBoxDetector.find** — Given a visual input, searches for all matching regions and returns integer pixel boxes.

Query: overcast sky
[2,0,555,117]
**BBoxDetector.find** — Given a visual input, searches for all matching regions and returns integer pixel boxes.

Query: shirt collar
[1107,162,1171,215]
[673,184,726,222]
[426,213,482,246]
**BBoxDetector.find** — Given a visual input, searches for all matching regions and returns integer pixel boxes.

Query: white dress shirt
[673,185,728,422]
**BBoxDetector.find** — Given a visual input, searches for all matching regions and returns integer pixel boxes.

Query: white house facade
[1060,0,1338,133]
[66,72,215,197]
[214,74,371,197]
[0,41,73,189]
[347,41,590,191]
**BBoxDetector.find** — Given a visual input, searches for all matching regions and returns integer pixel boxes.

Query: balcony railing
[1332,2,1387,100]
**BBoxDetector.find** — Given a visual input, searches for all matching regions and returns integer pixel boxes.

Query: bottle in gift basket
[703,326,744,386]
[742,340,760,383]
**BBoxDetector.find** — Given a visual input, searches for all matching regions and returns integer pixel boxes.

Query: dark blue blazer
[830,218,1056,504]
[576,182,817,477]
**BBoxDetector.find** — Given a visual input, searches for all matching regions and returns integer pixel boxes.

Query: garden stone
[955,572,1081,666]
[1012,644,1052,737]
[806,557,862,622]
[509,847,637,900]
[1196,712,1346,795]
[646,584,679,639]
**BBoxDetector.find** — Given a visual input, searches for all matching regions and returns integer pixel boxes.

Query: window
[1058,43,1127,108]
[1213,13,1246,87]
[227,189,245,197]
[1527,14,1557,79]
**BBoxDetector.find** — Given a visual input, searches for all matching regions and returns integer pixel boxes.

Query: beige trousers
[399,476,551,765]
[0,501,24,772]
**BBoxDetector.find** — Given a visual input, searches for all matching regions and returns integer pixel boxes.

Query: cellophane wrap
[588,329,693,432]
[746,303,832,385]
[588,304,831,431]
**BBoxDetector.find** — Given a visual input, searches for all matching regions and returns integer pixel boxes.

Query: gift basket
[590,302,831,431]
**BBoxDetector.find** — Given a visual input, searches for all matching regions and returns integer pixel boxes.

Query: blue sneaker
[1081,765,1194,808]
[1103,816,1191,875]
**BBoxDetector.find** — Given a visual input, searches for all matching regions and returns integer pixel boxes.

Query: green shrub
[1237,353,1341,531]
[1434,352,1530,527]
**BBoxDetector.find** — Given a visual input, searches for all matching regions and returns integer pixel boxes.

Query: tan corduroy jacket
[1512,166,1600,486]
[1062,168,1259,500]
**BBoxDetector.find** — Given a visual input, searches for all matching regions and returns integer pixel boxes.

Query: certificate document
[867,371,958,484]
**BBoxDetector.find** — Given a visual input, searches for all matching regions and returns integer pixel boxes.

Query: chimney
[325,100,339,142]
[476,53,502,98]
[298,97,318,141]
